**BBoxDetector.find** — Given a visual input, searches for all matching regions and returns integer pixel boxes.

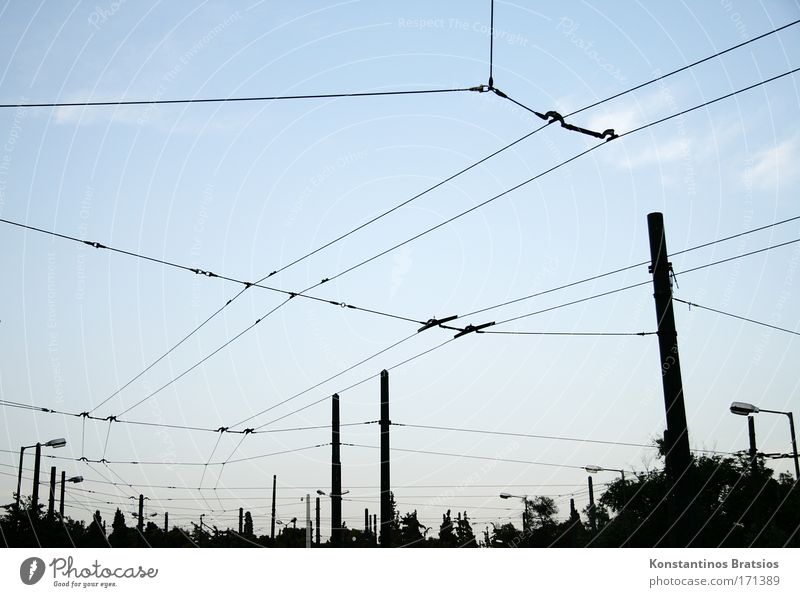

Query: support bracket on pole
[418,315,458,333]
[453,321,495,339]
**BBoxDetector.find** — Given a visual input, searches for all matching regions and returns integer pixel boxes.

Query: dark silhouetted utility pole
[270,474,276,540]
[372,514,377,544]
[164,512,169,533]
[380,370,392,547]
[47,466,56,517]
[365,508,369,534]
[332,393,342,547]
[315,497,321,545]
[788,412,800,480]
[748,416,757,471]
[588,475,597,534]
[648,212,693,547]
[137,494,144,532]
[31,443,42,512]
[239,507,244,534]
[59,471,66,518]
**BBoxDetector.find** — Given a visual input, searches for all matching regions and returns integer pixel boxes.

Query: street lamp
[16,438,67,511]
[316,488,350,544]
[730,402,799,480]
[499,493,531,533]
[584,465,626,482]
[59,474,83,518]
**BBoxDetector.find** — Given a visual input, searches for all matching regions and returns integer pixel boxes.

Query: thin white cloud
[617,137,691,169]
[584,87,677,135]
[53,90,149,126]
[743,138,799,191]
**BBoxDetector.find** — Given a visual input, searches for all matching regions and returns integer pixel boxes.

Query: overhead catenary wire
[2,225,798,436]
[8,457,612,488]
[344,442,591,471]
[344,443,734,474]
[488,281,651,328]
[43,117,551,419]
[5,18,797,427]
[0,217,422,327]
[28,63,796,427]
[229,331,418,429]
[0,443,328,467]
[18,122,552,419]
[391,423,658,449]
[491,18,800,125]
[477,330,657,337]
[676,237,800,277]
[297,66,800,310]
[0,214,424,415]
[92,463,155,548]
[0,86,481,109]
[489,18,800,135]
[459,214,800,320]
[565,18,800,119]
[41,23,798,426]
[114,296,293,417]
[223,19,800,286]
[3,61,797,498]
[0,398,370,435]
[0,234,794,484]
[250,336,457,431]
[673,298,800,337]
[622,67,800,138]
[89,285,252,415]
[471,235,800,330]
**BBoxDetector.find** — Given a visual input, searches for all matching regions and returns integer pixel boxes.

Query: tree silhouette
[81,510,107,547]
[108,508,129,547]
[487,522,523,547]
[455,511,476,547]
[438,509,457,547]
[399,510,427,546]
[592,453,800,547]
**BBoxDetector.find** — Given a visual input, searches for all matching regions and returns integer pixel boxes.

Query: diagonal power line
[19,67,800,423]
[673,298,800,337]
[55,21,800,420]
[0,86,481,109]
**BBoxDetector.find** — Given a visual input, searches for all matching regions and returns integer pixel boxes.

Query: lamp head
[499,492,512,499]
[316,490,326,496]
[584,465,602,474]
[67,476,83,483]
[45,438,67,449]
[730,402,759,416]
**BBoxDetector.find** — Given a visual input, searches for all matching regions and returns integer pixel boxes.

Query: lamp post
[59,474,83,518]
[584,465,626,482]
[500,492,531,534]
[300,494,313,548]
[730,402,799,481]
[316,488,349,545]
[16,438,67,511]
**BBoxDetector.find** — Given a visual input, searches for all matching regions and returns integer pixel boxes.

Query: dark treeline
[2,454,798,547]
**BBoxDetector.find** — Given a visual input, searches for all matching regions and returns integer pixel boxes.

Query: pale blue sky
[1,0,799,536]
